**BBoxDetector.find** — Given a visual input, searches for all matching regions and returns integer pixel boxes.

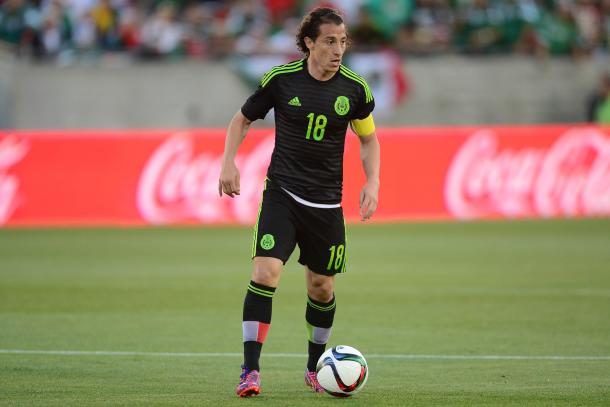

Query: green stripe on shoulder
[260,60,302,82]
[262,59,302,75]
[260,59,304,87]
[339,66,373,103]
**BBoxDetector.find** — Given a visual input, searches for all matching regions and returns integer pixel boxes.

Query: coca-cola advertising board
[1,126,609,227]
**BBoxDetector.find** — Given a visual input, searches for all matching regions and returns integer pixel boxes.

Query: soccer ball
[316,345,368,397]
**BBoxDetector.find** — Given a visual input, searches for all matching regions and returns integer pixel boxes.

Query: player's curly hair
[296,7,345,56]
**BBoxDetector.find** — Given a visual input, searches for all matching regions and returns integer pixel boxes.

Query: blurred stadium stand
[1,0,609,127]
[2,0,609,61]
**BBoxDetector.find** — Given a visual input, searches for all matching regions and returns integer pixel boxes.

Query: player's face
[308,23,347,73]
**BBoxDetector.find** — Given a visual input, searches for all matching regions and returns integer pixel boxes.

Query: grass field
[1,219,609,406]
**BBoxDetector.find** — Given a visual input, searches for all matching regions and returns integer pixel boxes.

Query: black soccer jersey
[241,59,375,204]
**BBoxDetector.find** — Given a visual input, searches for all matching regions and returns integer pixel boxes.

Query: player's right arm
[219,65,277,197]
[219,110,252,198]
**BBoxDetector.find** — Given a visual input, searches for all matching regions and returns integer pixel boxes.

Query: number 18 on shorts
[252,187,347,276]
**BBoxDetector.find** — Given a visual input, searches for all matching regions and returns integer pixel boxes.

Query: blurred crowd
[0,0,609,63]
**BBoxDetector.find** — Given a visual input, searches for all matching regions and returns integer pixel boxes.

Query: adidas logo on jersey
[288,97,301,106]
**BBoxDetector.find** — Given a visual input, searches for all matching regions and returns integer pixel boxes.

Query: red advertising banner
[1,126,609,227]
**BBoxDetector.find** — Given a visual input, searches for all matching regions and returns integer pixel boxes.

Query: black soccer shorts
[252,185,347,276]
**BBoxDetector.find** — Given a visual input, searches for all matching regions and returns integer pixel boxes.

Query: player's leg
[237,257,281,397]
[304,268,336,392]
[237,187,296,397]
[297,206,345,392]
[242,257,282,373]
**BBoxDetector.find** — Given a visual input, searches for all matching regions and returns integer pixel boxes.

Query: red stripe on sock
[257,322,270,343]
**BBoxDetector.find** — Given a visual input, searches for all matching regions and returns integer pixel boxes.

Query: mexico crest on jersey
[334,96,350,116]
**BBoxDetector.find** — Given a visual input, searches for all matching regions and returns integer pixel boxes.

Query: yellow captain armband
[350,114,376,137]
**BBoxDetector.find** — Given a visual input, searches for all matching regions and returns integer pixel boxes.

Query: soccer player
[218,7,380,397]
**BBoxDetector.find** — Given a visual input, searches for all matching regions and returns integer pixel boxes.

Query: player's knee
[308,279,334,303]
[252,257,283,286]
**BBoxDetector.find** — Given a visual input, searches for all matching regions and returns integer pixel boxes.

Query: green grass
[1,219,609,406]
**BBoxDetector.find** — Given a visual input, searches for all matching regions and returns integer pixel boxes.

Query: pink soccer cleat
[236,365,261,397]
[304,370,325,393]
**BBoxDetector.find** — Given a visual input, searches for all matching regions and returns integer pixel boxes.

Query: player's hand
[359,181,379,221]
[219,161,241,198]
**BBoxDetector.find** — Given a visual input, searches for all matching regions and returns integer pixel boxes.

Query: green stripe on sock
[307,298,336,312]
[248,284,275,298]
[306,321,315,342]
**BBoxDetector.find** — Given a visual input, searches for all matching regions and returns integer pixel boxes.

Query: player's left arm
[352,114,380,221]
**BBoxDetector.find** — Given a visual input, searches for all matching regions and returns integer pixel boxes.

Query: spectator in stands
[265,0,298,28]
[573,0,601,56]
[182,2,213,58]
[453,0,504,54]
[224,0,269,38]
[60,0,96,21]
[0,0,29,54]
[138,1,184,59]
[233,21,270,55]
[91,0,118,50]
[367,0,413,40]
[396,0,453,55]
[23,0,44,59]
[350,5,388,50]
[533,1,580,57]
[267,16,300,54]
[117,3,140,52]
[40,0,73,59]
[73,9,96,54]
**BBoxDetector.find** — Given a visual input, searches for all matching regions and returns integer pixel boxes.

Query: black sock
[305,295,336,372]
[244,341,263,372]
[242,280,276,371]
[307,341,326,372]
